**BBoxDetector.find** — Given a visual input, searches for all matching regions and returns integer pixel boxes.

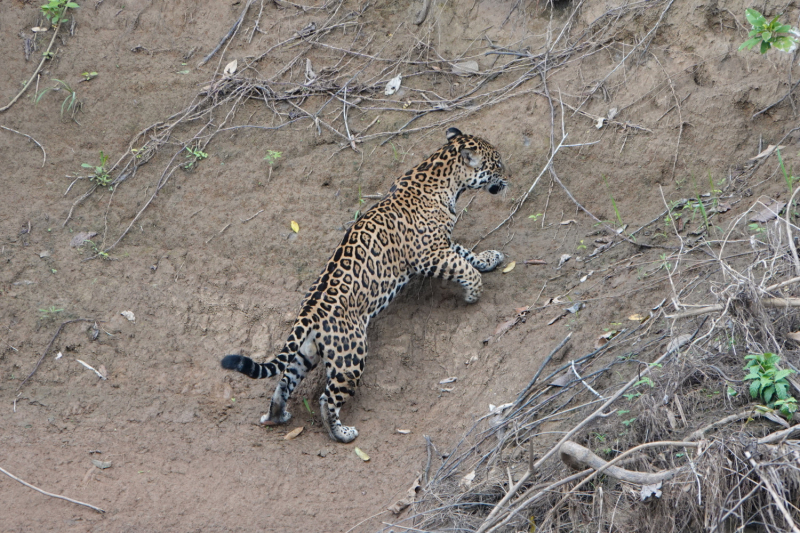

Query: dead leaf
[594,330,619,348]
[451,61,479,75]
[290,220,300,233]
[384,74,402,96]
[558,254,571,268]
[38,250,50,259]
[560,219,576,225]
[459,470,476,489]
[750,196,786,223]
[524,259,546,265]
[548,313,564,326]
[595,117,605,129]
[223,59,238,77]
[388,475,421,514]
[304,58,316,83]
[749,144,786,161]
[76,359,107,380]
[640,482,662,501]
[284,426,304,440]
[628,313,645,321]
[666,334,692,354]
[397,429,411,434]
[787,331,800,343]
[354,447,370,461]
[91,459,112,469]
[493,318,516,336]
[502,261,516,273]
[514,307,529,314]
[549,373,571,387]
[564,302,583,314]
[69,231,97,248]
[31,27,48,32]
[715,202,731,213]
[120,310,135,322]
[439,377,457,384]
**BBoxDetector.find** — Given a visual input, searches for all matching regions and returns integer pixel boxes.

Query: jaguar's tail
[220,354,283,379]
[221,323,310,379]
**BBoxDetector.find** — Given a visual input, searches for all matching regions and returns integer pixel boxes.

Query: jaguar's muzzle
[487,179,507,195]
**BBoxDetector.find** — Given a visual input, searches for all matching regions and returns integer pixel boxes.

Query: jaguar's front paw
[476,250,504,272]
[332,423,359,443]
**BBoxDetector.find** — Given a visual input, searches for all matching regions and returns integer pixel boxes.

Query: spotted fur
[221,128,509,443]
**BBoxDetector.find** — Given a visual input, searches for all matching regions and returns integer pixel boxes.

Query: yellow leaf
[290,220,300,233]
[502,261,516,273]
[284,426,303,440]
[628,314,645,321]
[354,447,370,461]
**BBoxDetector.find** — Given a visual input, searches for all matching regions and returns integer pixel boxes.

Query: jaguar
[221,127,509,443]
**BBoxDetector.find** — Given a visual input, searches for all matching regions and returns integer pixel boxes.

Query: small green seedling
[85,240,110,260]
[39,305,64,320]
[81,71,98,82]
[528,213,543,222]
[303,398,314,415]
[41,0,79,25]
[263,150,283,166]
[602,176,624,228]
[35,79,81,121]
[81,151,112,189]
[740,9,799,54]
[183,146,208,170]
[744,352,798,419]
[777,149,800,194]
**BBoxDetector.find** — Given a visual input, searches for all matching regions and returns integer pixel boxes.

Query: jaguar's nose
[488,184,501,194]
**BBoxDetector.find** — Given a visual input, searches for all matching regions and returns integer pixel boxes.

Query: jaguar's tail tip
[221,354,245,370]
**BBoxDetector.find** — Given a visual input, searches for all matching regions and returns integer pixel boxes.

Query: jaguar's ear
[446,127,463,141]
[461,148,482,168]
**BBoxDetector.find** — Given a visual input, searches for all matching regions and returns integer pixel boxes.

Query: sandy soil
[2,0,799,531]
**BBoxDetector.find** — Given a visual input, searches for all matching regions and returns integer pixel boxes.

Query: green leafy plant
[35,79,81,122]
[744,352,798,418]
[528,213,543,222]
[183,146,208,170]
[353,184,366,221]
[740,9,799,54]
[602,176,624,228]
[85,239,110,260]
[38,305,64,320]
[263,150,283,166]
[81,71,98,82]
[303,397,314,416]
[41,0,79,26]
[81,151,112,189]
[776,149,800,194]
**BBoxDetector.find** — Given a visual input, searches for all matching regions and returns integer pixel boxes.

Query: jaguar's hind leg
[263,331,320,426]
[319,342,366,443]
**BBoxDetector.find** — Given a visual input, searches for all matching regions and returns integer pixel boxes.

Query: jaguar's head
[446,127,509,195]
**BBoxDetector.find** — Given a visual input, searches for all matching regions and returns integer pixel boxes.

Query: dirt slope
[2,0,799,531]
